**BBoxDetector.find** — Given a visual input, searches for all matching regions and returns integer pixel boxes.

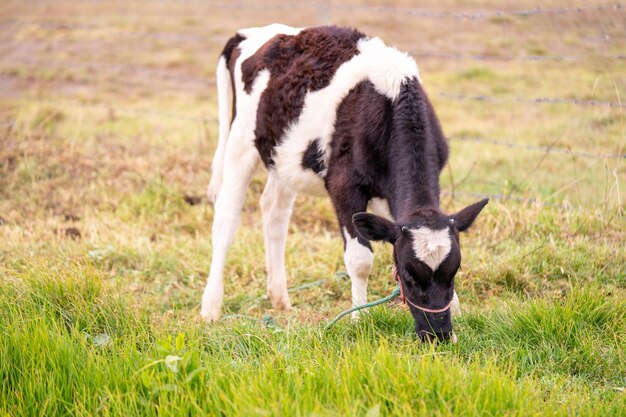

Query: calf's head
[353,199,488,342]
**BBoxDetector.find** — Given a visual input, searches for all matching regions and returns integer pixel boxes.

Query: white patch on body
[225,24,305,152]
[207,24,301,201]
[238,24,303,55]
[367,197,393,220]
[409,227,452,271]
[271,31,420,196]
[356,37,421,98]
[342,227,374,315]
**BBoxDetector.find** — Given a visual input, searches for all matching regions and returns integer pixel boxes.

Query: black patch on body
[325,77,449,240]
[241,26,366,167]
[215,25,488,341]
[301,138,325,174]
[222,25,449,240]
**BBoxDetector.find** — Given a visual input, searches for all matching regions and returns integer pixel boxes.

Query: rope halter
[392,265,451,314]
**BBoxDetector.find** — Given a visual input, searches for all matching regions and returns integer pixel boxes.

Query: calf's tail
[207,53,233,203]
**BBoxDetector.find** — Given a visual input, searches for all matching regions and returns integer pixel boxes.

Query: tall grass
[1,0,625,415]
[1,260,625,416]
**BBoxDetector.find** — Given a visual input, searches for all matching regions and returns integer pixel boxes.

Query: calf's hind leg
[200,133,259,322]
[260,174,296,310]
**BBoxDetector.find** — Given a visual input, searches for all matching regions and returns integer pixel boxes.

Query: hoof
[269,292,292,311]
[200,305,221,322]
[200,289,222,322]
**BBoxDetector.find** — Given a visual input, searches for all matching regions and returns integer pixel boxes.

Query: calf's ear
[352,213,400,243]
[451,198,489,232]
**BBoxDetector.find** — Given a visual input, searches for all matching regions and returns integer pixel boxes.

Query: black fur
[219,25,488,341]
[220,33,245,62]
[452,198,489,231]
[353,213,399,243]
[221,33,245,122]
[241,26,366,167]
[301,138,325,174]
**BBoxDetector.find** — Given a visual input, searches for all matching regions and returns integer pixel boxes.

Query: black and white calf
[201,24,488,341]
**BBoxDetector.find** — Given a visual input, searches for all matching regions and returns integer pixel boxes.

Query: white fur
[202,25,303,321]
[207,55,232,202]
[409,227,452,271]
[272,35,420,196]
[238,24,302,58]
[261,174,296,311]
[367,197,393,220]
[343,227,374,316]
[357,37,421,98]
[201,73,271,322]
[451,291,461,317]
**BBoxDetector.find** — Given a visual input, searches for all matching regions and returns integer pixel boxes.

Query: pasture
[1,0,625,415]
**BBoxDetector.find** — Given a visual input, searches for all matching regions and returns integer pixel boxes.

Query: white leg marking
[409,227,452,271]
[201,66,270,321]
[201,139,259,321]
[343,227,374,318]
[202,25,301,319]
[261,174,296,311]
[451,291,461,317]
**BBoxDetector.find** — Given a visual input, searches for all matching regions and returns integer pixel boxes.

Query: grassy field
[1,0,625,415]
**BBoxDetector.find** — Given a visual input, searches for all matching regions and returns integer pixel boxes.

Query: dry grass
[0,1,625,415]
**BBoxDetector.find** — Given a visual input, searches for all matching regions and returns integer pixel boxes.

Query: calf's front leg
[329,185,373,318]
[342,227,374,317]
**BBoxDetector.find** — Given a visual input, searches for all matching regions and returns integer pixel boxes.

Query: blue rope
[222,274,401,330]
[324,285,401,330]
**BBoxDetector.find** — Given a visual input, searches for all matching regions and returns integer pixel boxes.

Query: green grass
[2,261,625,416]
[1,0,625,415]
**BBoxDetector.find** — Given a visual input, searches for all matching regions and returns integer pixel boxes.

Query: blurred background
[0,1,624,315]
[1,0,624,221]
[2,7,625,413]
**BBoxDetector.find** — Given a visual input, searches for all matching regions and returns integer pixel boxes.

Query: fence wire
[17,1,621,18]
[438,92,626,109]
[5,58,625,111]
[411,51,626,62]
[452,136,626,159]
[333,2,625,20]
[441,190,572,209]
[2,1,624,210]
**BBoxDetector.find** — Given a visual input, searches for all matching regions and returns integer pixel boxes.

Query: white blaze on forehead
[409,227,452,271]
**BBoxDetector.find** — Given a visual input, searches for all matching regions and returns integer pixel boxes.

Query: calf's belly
[272,165,328,197]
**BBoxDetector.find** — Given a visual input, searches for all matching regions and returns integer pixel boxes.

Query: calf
[201,24,488,341]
